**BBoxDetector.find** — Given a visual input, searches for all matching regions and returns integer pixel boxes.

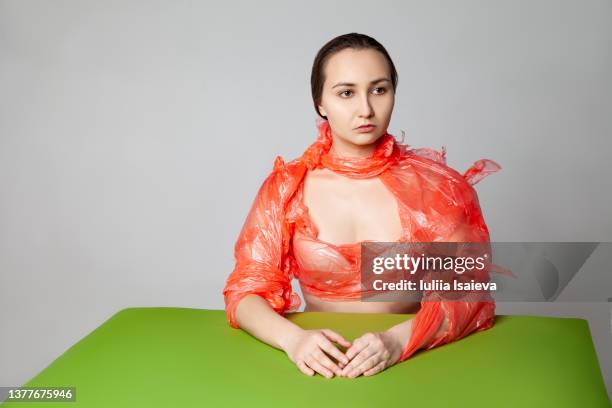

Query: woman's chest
[301,169,404,245]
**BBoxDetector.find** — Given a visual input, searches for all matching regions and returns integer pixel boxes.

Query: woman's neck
[328,134,378,159]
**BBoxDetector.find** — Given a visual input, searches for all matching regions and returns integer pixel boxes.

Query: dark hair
[310,33,398,120]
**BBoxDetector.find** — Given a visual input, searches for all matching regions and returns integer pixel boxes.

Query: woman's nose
[358,96,374,117]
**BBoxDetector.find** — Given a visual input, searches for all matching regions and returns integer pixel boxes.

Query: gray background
[1,0,611,399]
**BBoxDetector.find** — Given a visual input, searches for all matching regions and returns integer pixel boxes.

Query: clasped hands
[282,328,405,379]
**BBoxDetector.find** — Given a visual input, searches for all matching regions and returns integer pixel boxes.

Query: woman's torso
[290,167,421,314]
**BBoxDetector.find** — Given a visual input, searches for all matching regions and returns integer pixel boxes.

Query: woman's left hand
[339,330,403,378]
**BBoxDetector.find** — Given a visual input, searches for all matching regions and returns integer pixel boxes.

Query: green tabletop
[2,307,610,407]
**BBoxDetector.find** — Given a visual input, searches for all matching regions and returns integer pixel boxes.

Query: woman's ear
[318,105,327,117]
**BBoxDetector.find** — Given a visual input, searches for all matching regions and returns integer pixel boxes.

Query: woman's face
[317,48,395,154]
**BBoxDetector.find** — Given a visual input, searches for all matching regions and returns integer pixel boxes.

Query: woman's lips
[355,125,376,133]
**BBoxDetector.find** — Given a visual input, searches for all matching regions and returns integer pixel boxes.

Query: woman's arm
[340,174,495,377]
[223,160,351,377]
[234,293,352,378]
[234,293,303,351]
[397,178,496,362]
[223,159,300,329]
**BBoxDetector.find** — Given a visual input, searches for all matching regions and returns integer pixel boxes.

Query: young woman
[223,33,501,379]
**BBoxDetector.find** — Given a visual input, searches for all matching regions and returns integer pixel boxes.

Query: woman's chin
[348,133,383,145]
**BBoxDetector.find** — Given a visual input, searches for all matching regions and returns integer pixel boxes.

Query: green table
[2,307,610,407]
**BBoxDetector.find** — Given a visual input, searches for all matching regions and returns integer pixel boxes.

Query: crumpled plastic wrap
[223,119,501,362]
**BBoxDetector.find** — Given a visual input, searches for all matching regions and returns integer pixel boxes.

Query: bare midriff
[302,291,422,314]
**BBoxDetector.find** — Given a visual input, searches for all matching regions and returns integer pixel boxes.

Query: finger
[345,337,369,361]
[321,329,352,348]
[317,338,349,367]
[313,349,342,376]
[341,345,375,376]
[306,355,334,379]
[363,361,386,377]
[296,360,314,376]
[346,354,380,378]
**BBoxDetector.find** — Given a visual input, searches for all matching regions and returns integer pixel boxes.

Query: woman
[223,33,501,379]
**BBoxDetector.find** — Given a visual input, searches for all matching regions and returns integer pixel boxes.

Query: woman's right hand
[281,328,352,378]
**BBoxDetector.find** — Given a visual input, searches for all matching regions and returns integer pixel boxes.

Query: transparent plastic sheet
[396,241,496,362]
[223,119,501,363]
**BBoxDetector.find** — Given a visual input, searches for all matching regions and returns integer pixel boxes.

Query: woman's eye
[339,87,386,98]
